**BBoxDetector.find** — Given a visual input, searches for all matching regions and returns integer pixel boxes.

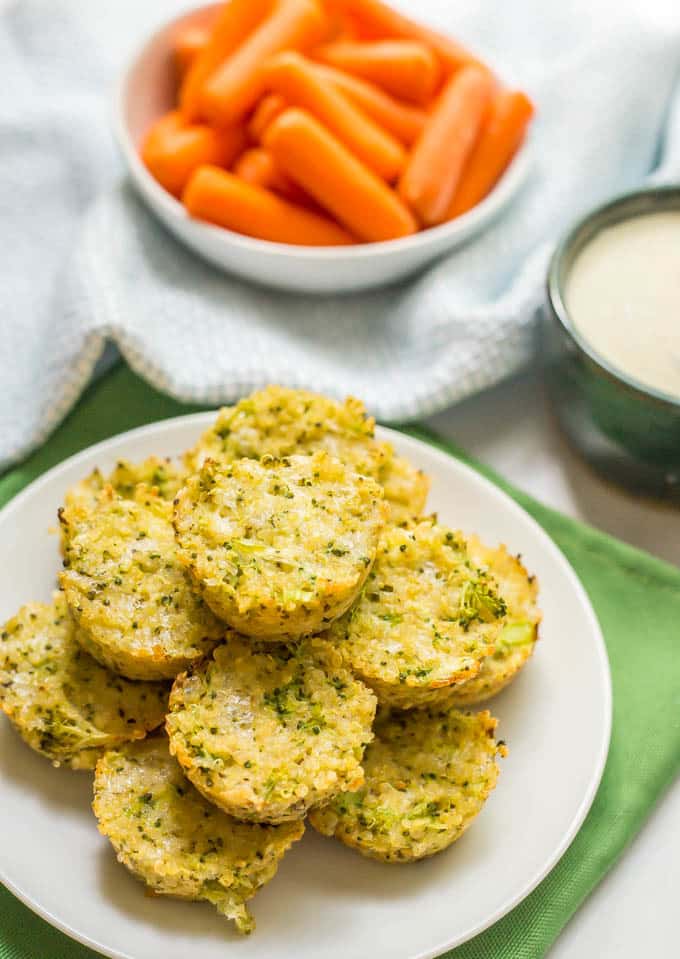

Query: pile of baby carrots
[141,0,534,246]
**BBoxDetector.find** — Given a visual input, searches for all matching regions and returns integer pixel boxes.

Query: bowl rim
[113,2,534,262]
[547,184,680,412]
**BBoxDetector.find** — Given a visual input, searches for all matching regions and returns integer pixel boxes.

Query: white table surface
[426,366,680,957]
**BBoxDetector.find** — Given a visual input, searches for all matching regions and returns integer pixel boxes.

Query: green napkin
[1,366,679,959]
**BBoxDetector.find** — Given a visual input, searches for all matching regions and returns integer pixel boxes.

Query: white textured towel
[1,0,679,469]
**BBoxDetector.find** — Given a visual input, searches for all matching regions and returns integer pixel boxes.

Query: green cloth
[1,365,679,959]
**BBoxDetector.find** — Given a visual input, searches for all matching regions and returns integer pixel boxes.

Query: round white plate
[0,415,611,959]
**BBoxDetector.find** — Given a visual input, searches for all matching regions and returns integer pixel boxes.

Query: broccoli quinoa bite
[184,386,429,525]
[166,634,377,824]
[93,736,303,934]
[173,451,388,640]
[185,386,382,476]
[63,456,186,514]
[59,484,223,681]
[375,446,430,526]
[0,595,168,769]
[326,520,508,710]
[309,707,505,862]
[444,538,541,706]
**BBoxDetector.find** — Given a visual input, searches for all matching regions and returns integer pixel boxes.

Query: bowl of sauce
[542,186,680,499]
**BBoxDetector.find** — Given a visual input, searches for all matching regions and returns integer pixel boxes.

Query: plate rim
[0,412,612,959]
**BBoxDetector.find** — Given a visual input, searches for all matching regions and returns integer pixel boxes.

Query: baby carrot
[174,25,210,80]
[447,90,534,218]
[200,0,328,126]
[233,147,283,187]
[313,63,426,144]
[248,93,288,142]
[183,165,354,245]
[263,107,417,241]
[312,40,440,104]
[326,8,364,41]
[141,111,246,197]
[398,65,494,225]
[179,0,274,121]
[233,147,313,204]
[263,52,405,180]
[324,0,479,74]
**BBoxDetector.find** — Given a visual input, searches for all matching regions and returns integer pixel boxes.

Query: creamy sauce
[565,211,680,399]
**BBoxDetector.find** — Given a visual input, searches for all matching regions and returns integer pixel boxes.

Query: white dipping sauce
[565,211,680,399]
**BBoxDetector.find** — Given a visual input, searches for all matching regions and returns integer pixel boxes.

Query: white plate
[0,415,611,959]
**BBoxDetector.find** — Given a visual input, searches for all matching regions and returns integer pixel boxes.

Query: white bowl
[114,4,533,294]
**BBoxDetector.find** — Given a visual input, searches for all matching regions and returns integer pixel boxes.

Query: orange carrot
[173,6,225,79]
[248,93,288,142]
[312,40,440,104]
[183,165,354,245]
[200,0,328,126]
[233,146,313,205]
[263,107,417,241]
[141,111,246,197]
[398,65,494,225]
[447,90,534,218]
[179,0,274,121]
[327,10,364,41]
[324,0,480,74]
[263,52,405,180]
[174,25,210,80]
[313,63,425,144]
[233,147,283,187]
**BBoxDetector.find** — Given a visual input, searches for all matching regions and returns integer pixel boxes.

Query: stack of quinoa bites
[1,386,541,933]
